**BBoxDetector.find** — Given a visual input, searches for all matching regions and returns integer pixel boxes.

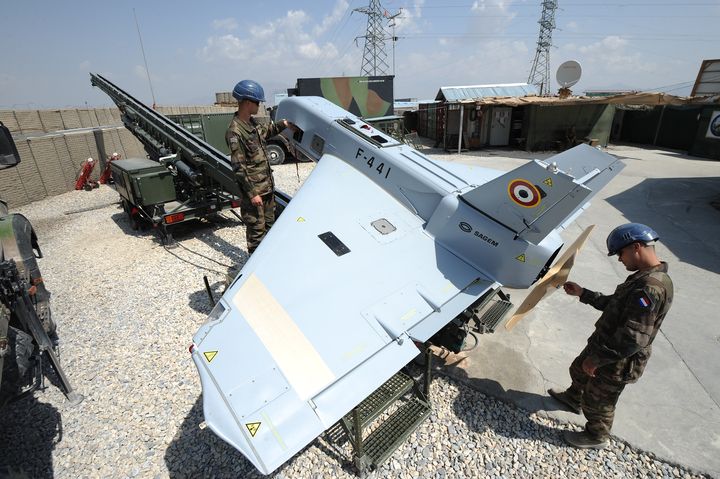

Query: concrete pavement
[436,144,720,477]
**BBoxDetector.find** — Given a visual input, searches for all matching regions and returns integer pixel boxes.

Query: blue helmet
[606,223,659,256]
[232,80,265,103]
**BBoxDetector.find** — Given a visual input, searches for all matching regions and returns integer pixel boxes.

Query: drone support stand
[339,347,433,476]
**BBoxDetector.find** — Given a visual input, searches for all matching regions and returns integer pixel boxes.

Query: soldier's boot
[548,388,582,414]
[563,430,609,450]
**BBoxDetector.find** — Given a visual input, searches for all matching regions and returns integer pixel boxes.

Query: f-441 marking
[355,148,392,179]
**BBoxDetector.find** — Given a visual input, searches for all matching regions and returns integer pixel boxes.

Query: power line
[643,72,720,94]
[307,5,354,75]
[415,14,720,18]
[315,21,367,77]
[414,2,718,8]
[398,33,720,41]
[133,8,157,108]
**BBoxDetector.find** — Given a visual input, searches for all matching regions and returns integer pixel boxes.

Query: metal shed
[419,87,712,153]
[432,83,538,151]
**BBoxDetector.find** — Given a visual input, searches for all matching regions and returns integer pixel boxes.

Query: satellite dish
[557,60,582,88]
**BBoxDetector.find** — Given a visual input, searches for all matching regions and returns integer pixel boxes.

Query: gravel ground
[0,157,711,479]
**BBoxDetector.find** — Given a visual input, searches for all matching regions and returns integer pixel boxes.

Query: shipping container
[293,76,394,118]
[168,112,234,154]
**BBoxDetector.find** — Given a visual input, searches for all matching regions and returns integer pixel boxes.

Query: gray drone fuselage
[190,96,624,474]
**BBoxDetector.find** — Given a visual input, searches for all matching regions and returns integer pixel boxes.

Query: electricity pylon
[527,0,559,96]
[355,0,391,76]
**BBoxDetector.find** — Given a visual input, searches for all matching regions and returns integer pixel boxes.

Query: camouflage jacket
[225,114,284,199]
[580,262,673,383]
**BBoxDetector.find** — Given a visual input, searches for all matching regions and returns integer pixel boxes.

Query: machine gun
[0,260,83,407]
[89,74,291,236]
[0,121,82,408]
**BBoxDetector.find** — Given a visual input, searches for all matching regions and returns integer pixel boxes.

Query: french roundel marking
[508,179,541,208]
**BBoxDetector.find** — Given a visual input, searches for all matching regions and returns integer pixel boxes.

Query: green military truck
[169,112,306,166]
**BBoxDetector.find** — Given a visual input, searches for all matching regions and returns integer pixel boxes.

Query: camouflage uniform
[226,114,284,254]
[565,262,673,439]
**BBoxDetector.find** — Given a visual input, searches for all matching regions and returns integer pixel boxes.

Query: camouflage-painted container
[294,76,394,118]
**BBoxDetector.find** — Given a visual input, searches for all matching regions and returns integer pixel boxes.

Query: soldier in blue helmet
[226,80,296,254]
[549,223,674,449]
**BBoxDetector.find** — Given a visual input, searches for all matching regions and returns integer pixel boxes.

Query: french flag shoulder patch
[638,293,652,308]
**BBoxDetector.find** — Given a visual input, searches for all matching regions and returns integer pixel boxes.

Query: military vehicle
[89,73,293,238]
[0,121,82,408]
[168,110,307,166]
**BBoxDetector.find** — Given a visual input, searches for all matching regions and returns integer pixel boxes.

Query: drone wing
[191,153,495,474]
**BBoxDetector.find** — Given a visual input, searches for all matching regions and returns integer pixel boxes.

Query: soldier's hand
[563,281,583,296]
[283,120,298,132]
[250,195,263,207]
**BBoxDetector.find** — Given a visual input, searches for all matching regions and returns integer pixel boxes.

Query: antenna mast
[354,0,392,76]
[527,0,558,96]
[133,8,157,108]
[386,10,402,76]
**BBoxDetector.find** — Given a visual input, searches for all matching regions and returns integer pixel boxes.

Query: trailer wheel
[266,143,285,166]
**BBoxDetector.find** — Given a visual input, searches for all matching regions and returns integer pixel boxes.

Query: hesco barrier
[0,105,236,208]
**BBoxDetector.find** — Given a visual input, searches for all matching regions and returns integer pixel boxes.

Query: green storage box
[111,158,176,207]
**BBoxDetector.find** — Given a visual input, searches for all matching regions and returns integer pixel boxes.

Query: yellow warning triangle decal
[296,217,306,222]
[246,422,261,437]
[543,177,553,187]
[516,254,526,263]
[203,351,218,363]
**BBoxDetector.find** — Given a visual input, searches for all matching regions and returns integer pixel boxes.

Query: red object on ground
[75,159,98,190]
[99,154,119,184]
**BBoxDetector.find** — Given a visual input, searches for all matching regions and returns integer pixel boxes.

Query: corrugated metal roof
[366,115,403,121]
[436,83,538,102]
[457,92,710,107]
[393,99,436,110]
[393,101,419,110]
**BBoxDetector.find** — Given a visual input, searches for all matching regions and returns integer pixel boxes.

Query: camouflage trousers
[566,346,627,440]
[240,193,275,254]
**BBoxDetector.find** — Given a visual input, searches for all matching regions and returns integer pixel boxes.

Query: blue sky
[1,0,718,109]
